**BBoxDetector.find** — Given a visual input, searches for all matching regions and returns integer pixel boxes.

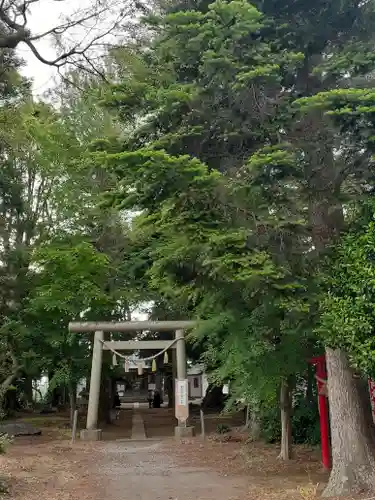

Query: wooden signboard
[175,379,189,422]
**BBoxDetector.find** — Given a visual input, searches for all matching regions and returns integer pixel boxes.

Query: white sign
[175,379,189,422]
[222,384,229,395]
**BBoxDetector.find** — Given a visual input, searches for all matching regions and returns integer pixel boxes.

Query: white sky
[18,0,117,97]
[19,1,73,95]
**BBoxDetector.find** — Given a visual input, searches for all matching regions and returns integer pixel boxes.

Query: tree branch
[0,0,135,76]
[29,8,108,42]
[1,348,24,391]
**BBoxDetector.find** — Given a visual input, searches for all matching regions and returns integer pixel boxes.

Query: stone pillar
[82,330,104,441]
[176,329,187,381]
[174,329,194,438]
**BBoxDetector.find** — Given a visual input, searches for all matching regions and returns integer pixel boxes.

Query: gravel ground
[99,440,248,500]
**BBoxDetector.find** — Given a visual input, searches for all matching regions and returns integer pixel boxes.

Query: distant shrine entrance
[68,321,196,440]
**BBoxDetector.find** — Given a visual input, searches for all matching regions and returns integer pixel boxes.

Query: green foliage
[216,423,230,434]
[2,1,375,493]
[318,203,375,376]
[0,70,131,400]
[29,238,113,316]
[0,434,11,454]
[260,399,320,446]
[292,403,320,446]
[96,4,375,482]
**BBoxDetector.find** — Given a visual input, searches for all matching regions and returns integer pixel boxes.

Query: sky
[19,1,73,95]
[18,0,114,97]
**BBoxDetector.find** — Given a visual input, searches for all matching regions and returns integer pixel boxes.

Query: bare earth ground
[0,412,372,500]
[0,436,339,500]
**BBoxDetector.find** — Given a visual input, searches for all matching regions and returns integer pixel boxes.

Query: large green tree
[26,236,117,422]
[100,0,375,495]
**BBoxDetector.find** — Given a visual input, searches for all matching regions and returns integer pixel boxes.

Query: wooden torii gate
[68,321,196,440]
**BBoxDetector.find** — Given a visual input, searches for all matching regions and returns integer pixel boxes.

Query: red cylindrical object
[310,355,331,469]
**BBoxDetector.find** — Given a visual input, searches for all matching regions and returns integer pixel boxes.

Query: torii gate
[68,320,196,440]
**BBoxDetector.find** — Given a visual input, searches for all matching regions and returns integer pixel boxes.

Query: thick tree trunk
[278,380,292,460]
[323,347,375,497]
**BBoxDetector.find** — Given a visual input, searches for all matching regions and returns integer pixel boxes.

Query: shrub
[217,423,231,434]
[0,434,11,494]
[259,405,280,443]
[0,433,11,454]
[292,402,320,445]
[259,399,320,445]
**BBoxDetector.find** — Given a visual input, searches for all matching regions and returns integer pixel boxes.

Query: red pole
[309,355,331,469]
[368,379,375,423]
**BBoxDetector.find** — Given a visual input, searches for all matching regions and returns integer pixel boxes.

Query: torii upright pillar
[85,330,104,436]
[174,329,194,438]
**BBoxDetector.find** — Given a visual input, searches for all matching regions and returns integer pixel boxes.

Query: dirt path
[2,438,248,500]
[99,440,248,500]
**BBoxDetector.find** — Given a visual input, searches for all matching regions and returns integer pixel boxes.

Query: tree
[0,70,125,414]
[100,0,375,494]
[315,201,375,495]
[0,0,148,77]
[101,145,316,458]
[100,0,315,459]
[26,236,117,423]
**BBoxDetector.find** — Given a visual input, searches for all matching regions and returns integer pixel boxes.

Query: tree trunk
[155,372,162,394]
[48,372,63,408]
[306,363,315,406]
[165,375,174,408]
[250,408,260,441]
[201,385,225,412]
[22,375,33,405]
[98,377,111,425]
[98,336,112,425]
[68,384,77,428]
[244,404,261,440]
[278,380,292,460]
[168,348,176,408]
[323,347,375,497]
[0,364,23,418]
[250,408,261,441]
[1,373,18,394]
